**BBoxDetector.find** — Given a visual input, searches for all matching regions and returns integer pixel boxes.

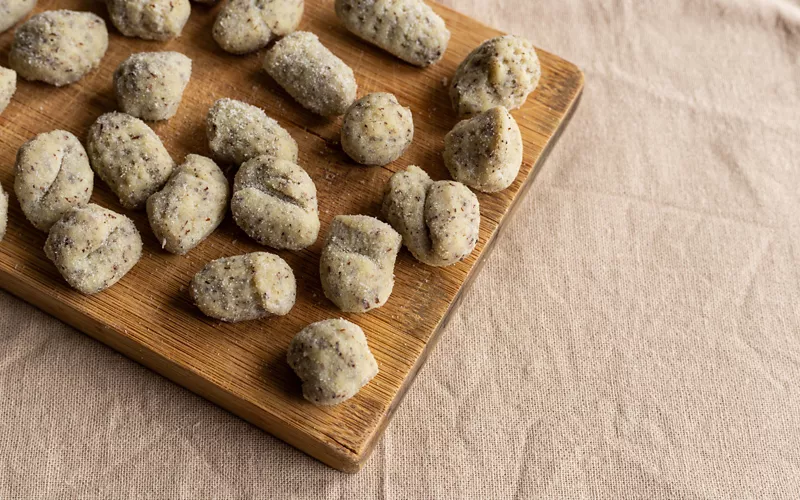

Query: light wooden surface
[0,0,583,472]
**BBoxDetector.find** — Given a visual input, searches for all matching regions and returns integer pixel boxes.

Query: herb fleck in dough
[0,188,7,242]
[341,92,414,166]
[9,10,108,87]
[287,318,378,406]
[450,35,541,117]
[191,252,296,323]
[263,31,357,117]
[114,52,192,121]
[335,0,450,67]
[44,204,143,294]
[207,98,298,166]
[87,112,175,210]
[443,106,523,193]
[232,155,320,250]
[147,154,228,255]
[0,0,36,34]
[0,67,17,115]
[107,0,191,41]
[383,165,479,266]
[213,0,304,55]
[14,130,94,232]
[320,215,401,313]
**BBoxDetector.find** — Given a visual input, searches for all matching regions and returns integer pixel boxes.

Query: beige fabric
[2,0,800,497]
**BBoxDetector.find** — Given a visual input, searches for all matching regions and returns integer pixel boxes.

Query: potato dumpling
[0,187,7,242]
[263,31,357,117]
[114,52,192,121]
[9,10,108,87]
[232,155,320,250]
[335,0,449,67]
[147,155,228,255]
[320,215,401,313]
[44,204,143,294]
[443,106,523,193]
[0,67,17,115]
[87,112,175,210]
[107,0,191,41]
[383,165,479,266]
[190,252,296,323]
[450,35,541,117]
[0,0,36,34]
[341,93,413,166]
[213,0,304,55]
[14,130,94,232]
[207,98,298,166]
[287,318,378,406]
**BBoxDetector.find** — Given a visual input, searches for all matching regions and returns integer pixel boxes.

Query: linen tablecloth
[2,0,799,497]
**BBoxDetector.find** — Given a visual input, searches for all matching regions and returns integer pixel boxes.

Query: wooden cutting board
[0,0,583,472]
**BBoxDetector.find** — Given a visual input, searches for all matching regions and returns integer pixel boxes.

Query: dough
[207,98,298,166]
[320,215,401,313]
[450,35,541,117]
[443,106,522,192]
[383,165,479,266]
[147,154,228,255]
[107,0,191,41]
[14,130,94,232]
[0,67,16,115]
[287,318,378,406]
[341,92,413,166]
[335,0,450,67]
[9,10,108,87]
[213,0,304,55]
[263,31,357,117]
[114,52,192,121]
[0,0,36,34]
[87,112,175,210]
[44,204,143,294]
[231,155,319,250]
[0,187,7,242]
[190,252,296,322]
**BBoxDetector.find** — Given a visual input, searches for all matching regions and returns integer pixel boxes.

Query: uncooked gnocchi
[9,10,108,87]
[341,92,413,166]
[190,252,296,323]
[87,112,175,210]
[0,67,16,115]
[334,0,450,67]
[383,165,479,266]
[207,98,298,166]
[213,0,304,54]
[231,155,319,250]
[287,318,378,406]
[107,0,191,41]
[14,130,94,232]
[320,215,401,313]
[147,154,228,255]
[263,31,357,116]
[443,106,522,193]
[0,187,7,242]
[0,0,36,34]
[44,204,143,294]
[114,52,192,121]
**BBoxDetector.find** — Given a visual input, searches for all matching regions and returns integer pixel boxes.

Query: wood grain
[0,0,583,472]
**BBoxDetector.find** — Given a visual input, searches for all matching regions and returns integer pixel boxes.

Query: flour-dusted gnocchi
[190,252,296,323]
[213,0,304,54]
[320,215,401,313]
[335,0,449,67]
[9,10,108,87]
[0,0,36,34]
[0,67,16,115]
[87,112,175,210]
[147,155,228,255]
[207,98,298,166]
[341,93,413,166]
[114,52,192,121]
[450,35,541,117]
[232,155,320,250]
[14,130,94,232]
[263,31,357,117]
[0,187,7,242]
[443,106,523,192]
[287,318,379,406]
[107,0,191,41]
[44,204,142,294]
